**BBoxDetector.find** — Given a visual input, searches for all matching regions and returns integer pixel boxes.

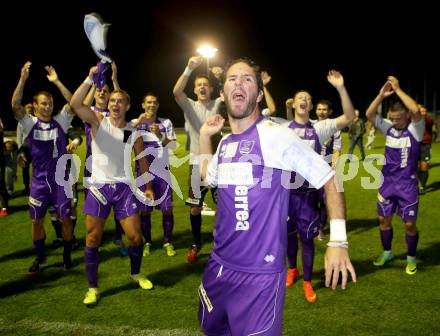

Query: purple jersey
[84,106,109,177]
[206,118,334,273]
[375,115,424,182]
[321,130,342,164]
[133,117,176,211]
[19,106,73,180]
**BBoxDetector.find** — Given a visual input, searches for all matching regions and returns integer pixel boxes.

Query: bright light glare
[197,45,218,58]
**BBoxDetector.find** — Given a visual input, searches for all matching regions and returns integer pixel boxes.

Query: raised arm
[173,56,203,102]
[133,136,154,201]
[11,61,32,120]
[111,61,121,91]
[323,175,357,289]
[285,98,294,120]
[261,71,276,116]
[366,80,394,122]
[70,66,102,128]
[199,115,225,180]
[327,70,355,130]
[388,76,421,122]
[45,65,72,103]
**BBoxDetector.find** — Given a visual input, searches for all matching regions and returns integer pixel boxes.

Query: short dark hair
[390,100,408,113]
[316,99,332,110]
[223,58,263,92]
[33,91,53,103]
[110,89,131,103]
[142,92,159,102]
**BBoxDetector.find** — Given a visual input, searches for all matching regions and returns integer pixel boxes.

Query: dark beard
[225,94,258,120]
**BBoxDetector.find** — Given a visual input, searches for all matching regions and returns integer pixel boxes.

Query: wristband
[327,241,349,249]
[183,66,193,77]
[83,77,93,86]
[329,219,347,242]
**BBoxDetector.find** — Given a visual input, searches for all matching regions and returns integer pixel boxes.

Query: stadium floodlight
[197,45,218,76]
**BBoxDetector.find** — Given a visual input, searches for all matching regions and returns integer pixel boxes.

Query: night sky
[1,0,438,130]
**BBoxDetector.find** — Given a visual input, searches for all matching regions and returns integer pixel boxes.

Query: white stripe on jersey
[33,129,58,141]
[217,162,254,185]
[385,136,411,149]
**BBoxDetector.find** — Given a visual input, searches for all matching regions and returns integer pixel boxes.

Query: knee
[191,207,201,216]
[378,217,390,230]
[130,234,143,246]
[404,222,417,235]
[163,209,173,216]
[86,231,102,247]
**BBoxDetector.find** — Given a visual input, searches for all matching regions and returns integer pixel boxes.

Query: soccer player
[71,65,154,306]
[132,93,177,257]
[315,99,342,240]
[11,62,75,273]
[366,76,423,275]
[173,55,223,263]
[83,62,128,256]
[284,71,355,303]
[198,58,356,335]
[418,104,436,194]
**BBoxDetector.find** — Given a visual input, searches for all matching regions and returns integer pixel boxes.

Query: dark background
[1,0,438,130]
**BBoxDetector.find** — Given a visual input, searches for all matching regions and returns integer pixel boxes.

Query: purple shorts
[199,258,285,336]
[29,176,71,220]
[377,180,419,221]
[83,182,139,220]
[287,189,320,240]
[137,174,173,213]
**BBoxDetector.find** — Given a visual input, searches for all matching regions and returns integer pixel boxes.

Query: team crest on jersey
[39,122,51,130]
[238,140,255,154]
[220,142,238,158]
[390,128,402,137]
[305,129,314,138]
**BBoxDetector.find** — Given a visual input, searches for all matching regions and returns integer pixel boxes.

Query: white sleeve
[374,115,392,135]
[163,119,176,140]
[258,120,334,189]
[314,119,338,145]
[333,131,342,151]
[129,119,138,128]
[261,108,270,116]
[176,97,202,130]
[18,114,37,140]
[16,123,24,148]
[205,140,222,187]
[53,104,74,133]
[408,118,425,142]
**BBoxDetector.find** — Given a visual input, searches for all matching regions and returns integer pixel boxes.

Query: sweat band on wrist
[183,66,193,77]
[329,219,347,242]
[83,77,93,86]
[327,241,349,249]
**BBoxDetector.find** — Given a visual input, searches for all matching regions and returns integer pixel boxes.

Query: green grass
[1,131,439,336]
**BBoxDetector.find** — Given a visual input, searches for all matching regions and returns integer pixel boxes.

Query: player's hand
[149,123,162,138]
[200,115,225,137]
[66,142,78,153]
[327,70,344,89]
[261,71,271,86]
[18,155,27,168]
[188,56,203,70]
[324,247,357,290]
[45,65,58,82]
